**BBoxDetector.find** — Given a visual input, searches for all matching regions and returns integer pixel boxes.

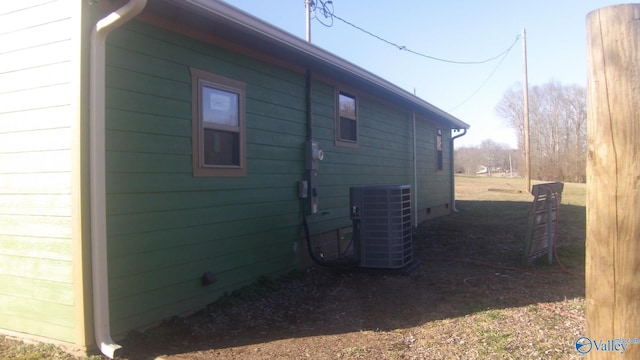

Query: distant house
[0,0,469,357]
[476,165,495,175]
[476,166,505,176]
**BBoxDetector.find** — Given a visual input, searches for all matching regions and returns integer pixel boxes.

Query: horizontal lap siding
[308,82,452,234]
[105,22,306,334]
[0,0,75,342]
[415,114,452,208]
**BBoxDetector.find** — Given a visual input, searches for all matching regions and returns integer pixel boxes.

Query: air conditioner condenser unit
[350,185,413,269]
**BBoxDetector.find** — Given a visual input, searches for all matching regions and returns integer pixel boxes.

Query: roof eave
[165,0,470,129]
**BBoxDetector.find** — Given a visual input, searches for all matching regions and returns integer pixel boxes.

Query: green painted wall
[104,20,453,334]
[104,22,305,334]
[0,0,77,343]
[306,81,452,234]
[0,0,454,345]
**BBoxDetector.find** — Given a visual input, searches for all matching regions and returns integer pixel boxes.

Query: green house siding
[0,0,77,342]
[0,0,459,348]
[104,22,305,334]
[416,115,452,208]
[306,81,453,234]
[104,20,454,334]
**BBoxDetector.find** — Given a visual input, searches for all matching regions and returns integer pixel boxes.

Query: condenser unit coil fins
[350,185,412,269]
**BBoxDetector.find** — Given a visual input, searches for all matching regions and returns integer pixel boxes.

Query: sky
[221,0,623,148]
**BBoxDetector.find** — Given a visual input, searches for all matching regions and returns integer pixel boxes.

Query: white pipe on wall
[89,0,147,358]
[450,129,467,212]
[413,111,418,227]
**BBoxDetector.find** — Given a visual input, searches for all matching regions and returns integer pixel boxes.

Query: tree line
[454,139,518,176]
[455,80,587,183]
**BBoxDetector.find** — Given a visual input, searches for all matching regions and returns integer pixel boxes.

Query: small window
[191,68,246,177]
[335,91,358,148]
[436,129,443,171]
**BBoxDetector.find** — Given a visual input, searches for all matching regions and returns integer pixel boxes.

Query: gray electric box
[305,140,323,171]
[304,140,324,214]
[350,185,413,269]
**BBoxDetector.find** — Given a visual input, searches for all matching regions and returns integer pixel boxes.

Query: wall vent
[350,185,412,269]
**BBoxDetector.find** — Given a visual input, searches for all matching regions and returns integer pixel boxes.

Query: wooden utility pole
[522,28,531,193]
[586,4,640,358]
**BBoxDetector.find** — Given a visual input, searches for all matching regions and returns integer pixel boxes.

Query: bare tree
[495,81,587,182]
[454,140,516,176]
[454,146,480,174]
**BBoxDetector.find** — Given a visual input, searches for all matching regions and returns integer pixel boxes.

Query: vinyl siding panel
[104,22,305,334]
[0,234,71,262]
[0,0,75,343]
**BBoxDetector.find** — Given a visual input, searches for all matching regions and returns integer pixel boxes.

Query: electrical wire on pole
[305,1,527,152]
[308,0,518,66]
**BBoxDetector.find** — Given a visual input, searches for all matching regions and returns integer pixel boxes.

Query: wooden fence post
[586,4,640,357]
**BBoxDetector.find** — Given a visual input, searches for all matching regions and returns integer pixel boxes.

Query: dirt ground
[113,180,586,360]
[0,177,586,359]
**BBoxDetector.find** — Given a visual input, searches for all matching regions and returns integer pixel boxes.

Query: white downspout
[89,0,147,358]
[450,129,467,212]
[412,111,418,227]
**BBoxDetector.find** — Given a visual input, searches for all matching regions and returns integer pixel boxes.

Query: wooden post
[586,4,640,357]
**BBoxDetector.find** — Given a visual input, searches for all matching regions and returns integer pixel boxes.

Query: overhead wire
[447,34,520,112]
[310,0,519,65]
[305,0,582,323]
[309,0,521,109]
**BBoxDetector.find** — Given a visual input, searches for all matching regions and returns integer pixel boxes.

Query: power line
[308,1,522,111]
[448,34,521,111]
[311,0,520,65]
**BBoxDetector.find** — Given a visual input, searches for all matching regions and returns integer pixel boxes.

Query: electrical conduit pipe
[89,0,147,357]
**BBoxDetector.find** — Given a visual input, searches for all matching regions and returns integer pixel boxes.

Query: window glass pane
[203,128,239,166]
[339,93,356,119]
[202,86,239,127]
[340,117,357,142]
[436,129,443,170]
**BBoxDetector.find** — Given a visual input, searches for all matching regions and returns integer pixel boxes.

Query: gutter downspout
[306,68,313,141]
[89,0,147,358]
[450,129,467,212]
[412,111,418,227]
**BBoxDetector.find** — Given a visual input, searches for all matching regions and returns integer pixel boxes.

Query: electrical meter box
[305,140,324,170]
